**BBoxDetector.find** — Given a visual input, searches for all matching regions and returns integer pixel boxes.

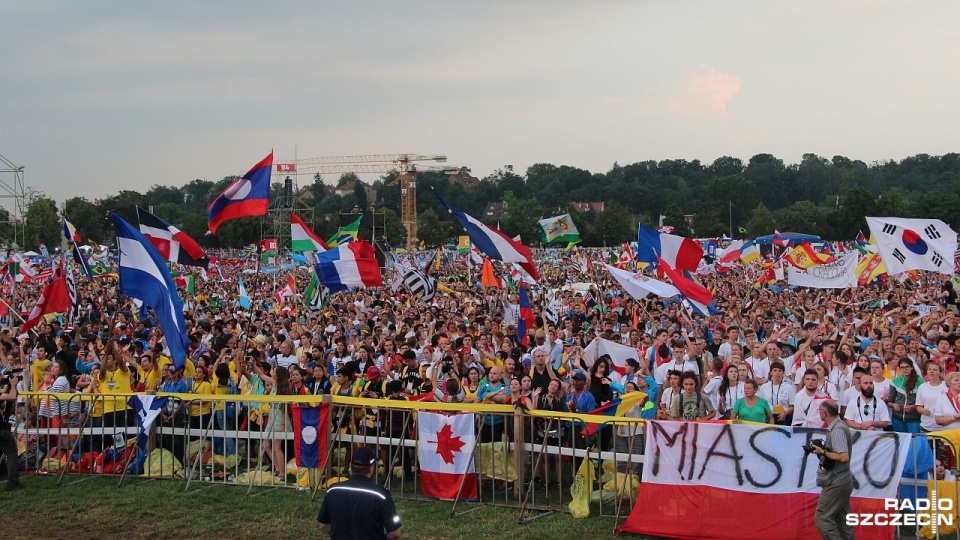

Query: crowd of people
[1,248,959,483]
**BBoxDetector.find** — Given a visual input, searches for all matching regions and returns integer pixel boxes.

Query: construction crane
[278,154,457,249]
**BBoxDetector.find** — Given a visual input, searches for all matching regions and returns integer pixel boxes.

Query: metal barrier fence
[10,392,960,535]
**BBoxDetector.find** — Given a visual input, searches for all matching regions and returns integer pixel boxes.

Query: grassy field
[0,476,635,540]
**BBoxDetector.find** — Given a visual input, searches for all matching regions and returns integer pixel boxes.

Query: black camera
[0,367,23,391]
[802,439,826,455]
[803,439,836,469]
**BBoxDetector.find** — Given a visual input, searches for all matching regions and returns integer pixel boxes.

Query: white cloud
[668,64,742,117]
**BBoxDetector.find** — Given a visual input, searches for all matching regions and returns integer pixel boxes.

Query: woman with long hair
[252,364,291,476]
[717,364,743,420]
[889,359,923,433]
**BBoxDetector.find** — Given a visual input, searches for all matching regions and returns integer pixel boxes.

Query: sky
[1,0,959,212]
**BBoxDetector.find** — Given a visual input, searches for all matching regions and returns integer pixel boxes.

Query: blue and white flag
[113,212,191,369]
[238,277,251,309]
[128,395,168,455]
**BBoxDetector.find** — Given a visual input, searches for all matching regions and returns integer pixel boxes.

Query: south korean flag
[866,217,958,275]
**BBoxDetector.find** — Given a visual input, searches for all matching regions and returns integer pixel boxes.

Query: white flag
[866,217,958,275]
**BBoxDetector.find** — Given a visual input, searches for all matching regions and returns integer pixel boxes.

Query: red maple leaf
[428,423,465,465]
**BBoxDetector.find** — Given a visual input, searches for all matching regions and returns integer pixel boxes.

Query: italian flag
[291,213,328,253]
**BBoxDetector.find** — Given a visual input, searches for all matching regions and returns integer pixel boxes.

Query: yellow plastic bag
[602,472,640,497]
[569,458,596,519]
[142,448,183,477]
[477,441,517,481]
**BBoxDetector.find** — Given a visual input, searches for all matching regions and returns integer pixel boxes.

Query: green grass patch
[0,476,637,540]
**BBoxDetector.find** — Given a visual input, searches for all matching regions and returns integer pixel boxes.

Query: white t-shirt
[654,359,700,385]
[744,356,770,382]
[840,388,862,411]
[703,376,724,412]
[792,389,829,428]
[718,382,745,415]
[843,394,891,426]
[871,378,893,405]
[916,381,948,432]
[933,392,960,431]
[758,380,796,411]
[717,342,735,359]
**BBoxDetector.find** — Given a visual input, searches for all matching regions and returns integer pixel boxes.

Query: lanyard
[773,383,782,406]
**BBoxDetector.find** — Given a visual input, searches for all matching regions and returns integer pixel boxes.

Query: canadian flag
[417,411,477,500]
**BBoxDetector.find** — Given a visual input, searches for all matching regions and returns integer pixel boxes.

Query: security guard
[318,447,403,539]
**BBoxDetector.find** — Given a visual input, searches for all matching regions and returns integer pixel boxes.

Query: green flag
[327,215,363,248]
[537,214,581,245]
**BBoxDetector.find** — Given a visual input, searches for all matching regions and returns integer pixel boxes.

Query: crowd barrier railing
[15,391,960,534]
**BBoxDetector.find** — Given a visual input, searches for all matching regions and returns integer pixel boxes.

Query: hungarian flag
[290,212,328,253]
[291,404,330,468]
[418,411,477,500]
[20,267,72,335]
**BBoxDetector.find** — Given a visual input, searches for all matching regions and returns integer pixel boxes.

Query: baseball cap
[563,338,576,346]
[571,370,587,381]
[351,447,378,467]
[364,366,381,381]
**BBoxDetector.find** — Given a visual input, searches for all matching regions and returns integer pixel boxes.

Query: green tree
[777,201,823,236]
[417,208,447,247]
[746,203,776,237]
[661,203,691,237]
[96,190,145,226]
[144,184,184,207]
[875,187,915,217]
[500,194,543,242]
[595,202,633,246]
[23,191,60,251]
[64,197,105,243]
[353,180,369,211]
[380,208,407,247]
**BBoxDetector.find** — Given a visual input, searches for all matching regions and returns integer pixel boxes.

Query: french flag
[137,207,209,268]
[313,240,383,293]
[62,217,82,243]
[637,224,703,272]
[517,285,535,347]
[207,152,273,235]
[436,192,540,281]
[291,404,330,468]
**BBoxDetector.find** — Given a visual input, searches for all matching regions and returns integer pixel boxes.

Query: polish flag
[418,411,477,501]
[619,420,912,540]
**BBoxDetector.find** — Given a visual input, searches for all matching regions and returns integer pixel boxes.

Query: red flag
[655,255,713,313]
[20,272,71,334]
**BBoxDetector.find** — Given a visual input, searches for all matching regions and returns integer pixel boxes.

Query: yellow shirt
[31,359,51,393]
[141,357,171,393]
[189,380,214,417]
[100,368,132,414]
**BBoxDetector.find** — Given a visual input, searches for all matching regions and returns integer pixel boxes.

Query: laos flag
[207,152,273,235]
[292,404,330,469]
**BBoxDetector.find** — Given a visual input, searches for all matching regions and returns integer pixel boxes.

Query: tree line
[16,152,960,251]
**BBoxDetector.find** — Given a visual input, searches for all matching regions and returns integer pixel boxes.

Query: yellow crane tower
[280,154,456,249]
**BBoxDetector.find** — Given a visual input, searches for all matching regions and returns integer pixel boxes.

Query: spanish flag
[785,241,836,269]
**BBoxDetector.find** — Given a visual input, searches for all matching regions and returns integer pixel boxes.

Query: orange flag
[480,257,500,288]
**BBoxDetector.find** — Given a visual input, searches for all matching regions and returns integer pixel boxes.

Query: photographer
[813,399,853,540]
[0,370,22,490]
